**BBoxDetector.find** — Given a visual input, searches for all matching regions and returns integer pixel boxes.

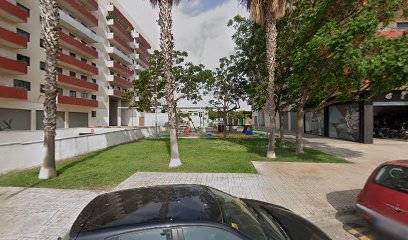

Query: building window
[91,62,96,67]
[69,90,76,97]
[40,38,45,48]
[40,84,46,93]
[81,75,87,81]
[17,28,30,42]
[91,111,96,117]
[57,88,63,96]
[397,22,408,30]
[69,33,76,38]
[91,78,96,83]
[40,61,46,71]
[81,40,87,45]
[13,79,31,91]
[91,95,96,100]
[81,92,88,99]
[17,3,30,17]
[17,54,30,66]
[69,52,76,58]
[57,67,63,74]
[69,71,76,77]
[80,57,87,63]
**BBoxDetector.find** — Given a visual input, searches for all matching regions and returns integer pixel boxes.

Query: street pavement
[0,135,407,239]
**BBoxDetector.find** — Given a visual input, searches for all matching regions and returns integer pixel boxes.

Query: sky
[118,0,250,109]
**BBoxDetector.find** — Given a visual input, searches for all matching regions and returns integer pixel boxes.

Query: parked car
[61,184,330,240]
[356,160,408,239]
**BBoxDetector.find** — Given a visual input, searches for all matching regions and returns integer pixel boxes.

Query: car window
[374,165,408,193]
[183,226,242,240]
[105,228,173,240]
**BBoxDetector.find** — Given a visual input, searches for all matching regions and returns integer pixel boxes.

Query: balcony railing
[107,75,133,88]
[0,56,28,75]
[58,95,98,107]
[108,89,124,98]
[58,0,98,27]
[137,35,151,49]
[107,46,132,65]
[59,10,100,43]
[58,53,98,75]
[60,32,98,59]
[0,85,28,100]
[107,61,133,77]
[379,30,405,39]
[108,33,133,54]
[0,26,28,49]
[58,74,98,91]
[108,5,134,31]
[0,1,28,23]
[77,0,98,11]
[107,19,133,42]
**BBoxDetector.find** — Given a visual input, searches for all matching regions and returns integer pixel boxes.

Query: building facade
[0,0,152,131]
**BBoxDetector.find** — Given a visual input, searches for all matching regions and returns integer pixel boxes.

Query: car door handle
[385,203,408,213]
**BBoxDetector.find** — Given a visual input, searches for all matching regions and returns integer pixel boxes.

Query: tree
[205,56,247,138]
[38,0,60,179]
[132,50,213,112]
[239,0,287,158]
[146,0,181,167]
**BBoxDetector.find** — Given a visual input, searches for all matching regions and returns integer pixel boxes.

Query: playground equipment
[216,111,253,135]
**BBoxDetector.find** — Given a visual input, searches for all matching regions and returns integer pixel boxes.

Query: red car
[356,160,408,239]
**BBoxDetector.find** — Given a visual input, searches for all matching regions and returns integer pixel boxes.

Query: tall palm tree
[38,0,60,179]
[146,0,182,167]
[240,0,286,158]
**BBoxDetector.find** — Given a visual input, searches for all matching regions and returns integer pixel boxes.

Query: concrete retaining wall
[0,127,161,174]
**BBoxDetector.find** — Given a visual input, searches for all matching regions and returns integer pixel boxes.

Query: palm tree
[146,0,182,167]
[38,0,60,179]
[240,0,286,158]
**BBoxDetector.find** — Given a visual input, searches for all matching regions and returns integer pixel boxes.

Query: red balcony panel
[58,95,98,107]
[0,1,28,23]
[112,90,124,98]
[0,56,27,75]
[378,30,406,39]
[137,35,151,49]
[0,26,28,49]
[60,32,98,59]
[113,6,134,31]
[112,34,133,53]
[58,0,98,27]
[112,75,132,88]
[58,74,98,91]
[111,62,132,77]
[58,53,98,75]
[77,0,98,11]
[0,86,27,100]
[110,21,132,42]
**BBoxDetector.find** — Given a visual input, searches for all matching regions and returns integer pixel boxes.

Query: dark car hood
[69,185,222,239]
[243,199,331,240]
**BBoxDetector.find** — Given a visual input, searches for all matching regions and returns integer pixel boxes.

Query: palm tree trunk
[296,89,308,155]
[158,0,181,168]
[265,14,278,159]
[39,0,60,179]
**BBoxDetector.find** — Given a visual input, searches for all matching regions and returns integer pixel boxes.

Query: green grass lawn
[0,139,349,190]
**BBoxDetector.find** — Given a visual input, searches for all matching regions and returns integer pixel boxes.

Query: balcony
[379,30,405,39]
[0,1,28,23]
[107,46,132,65]
[77,0,98,11]
[0,56,27,75]
[137,35,151,49]
[0,86,27,100]
[107,75,133,88]
[58,74,98,91]
[0,26,28,49]
[108,33,133,54]
[108,89,124,98]
[107,5,134,31]
[58,95,98,107]
[59,10,100,43]
[58,53,98,75]
[58,0,98,27]
[107,19,132,42]
[107,61,133,77]
[60,32,98,59]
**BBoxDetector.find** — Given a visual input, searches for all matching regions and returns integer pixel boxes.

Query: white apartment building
[0,0,152,130]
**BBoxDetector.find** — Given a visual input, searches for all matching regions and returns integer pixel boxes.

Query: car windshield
[208,188,287,240]
[374,165,408,193]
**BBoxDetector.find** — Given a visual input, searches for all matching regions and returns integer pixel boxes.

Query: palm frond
[239,0,287,24]
[146,0,181,8]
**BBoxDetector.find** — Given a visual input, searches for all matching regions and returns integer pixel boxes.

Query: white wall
[0,127,162,174]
